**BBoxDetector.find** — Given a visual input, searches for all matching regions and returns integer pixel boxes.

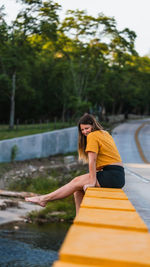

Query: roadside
[124,163,150,230]
[112,119,150,230]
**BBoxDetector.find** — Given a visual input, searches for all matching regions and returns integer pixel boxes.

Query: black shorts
[96,165,125,188]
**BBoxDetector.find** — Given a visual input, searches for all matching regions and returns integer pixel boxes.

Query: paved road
[112,119,150,230]
[138,121,150,162]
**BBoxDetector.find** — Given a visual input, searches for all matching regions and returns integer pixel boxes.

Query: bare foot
[25,196,47,207]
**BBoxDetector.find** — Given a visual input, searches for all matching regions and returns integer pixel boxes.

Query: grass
[0,162,15,178]
[8,169,85,223]
[29,197,76,223]
[9,175,76,222]
[9,176,60,194]
[8,174,76,222]
[0,121,75,140]
[0,120,114,141]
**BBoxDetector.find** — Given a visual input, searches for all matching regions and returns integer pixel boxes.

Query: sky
[1,0,150,56]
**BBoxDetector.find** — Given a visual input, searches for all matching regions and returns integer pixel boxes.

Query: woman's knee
[71,176,82,189]
[73,191,78,198]
[71,174,89,191]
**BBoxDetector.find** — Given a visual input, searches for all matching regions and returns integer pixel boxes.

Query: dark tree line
[0,0,150,128]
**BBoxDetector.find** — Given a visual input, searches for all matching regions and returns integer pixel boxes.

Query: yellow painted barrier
[85,189,128,200]
[74,208,148,232]
[52,188,150,267]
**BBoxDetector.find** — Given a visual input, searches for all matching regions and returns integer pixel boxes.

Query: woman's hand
[83,152,97,192]
[83,184,95,192]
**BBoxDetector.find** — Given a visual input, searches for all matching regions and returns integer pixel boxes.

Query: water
[0,222,70,267]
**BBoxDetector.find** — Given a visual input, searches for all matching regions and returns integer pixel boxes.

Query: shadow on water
[0,221,70,267]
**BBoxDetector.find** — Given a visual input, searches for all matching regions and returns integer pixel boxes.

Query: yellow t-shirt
[85,130,122,169]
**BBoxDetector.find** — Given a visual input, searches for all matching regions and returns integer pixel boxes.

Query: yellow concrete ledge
[74,207,148,232]
[81,196,135,211]
[52,188,150,267]
[85,189,128,200]
[53,261,101,267]
[59,224,150,266]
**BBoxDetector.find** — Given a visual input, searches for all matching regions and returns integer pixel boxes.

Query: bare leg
[74,190,84,215]
[73,176,100,214]
[25,173,91,207]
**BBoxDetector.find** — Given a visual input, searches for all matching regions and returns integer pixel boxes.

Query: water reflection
[0,222,70,267]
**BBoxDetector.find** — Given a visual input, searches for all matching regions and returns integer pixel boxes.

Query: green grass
[8,171,83,222]
[0,120,113,141]
[0,122,75,140]
[0,162,14,178]
[8,175,60,194]
[28,197,76,223]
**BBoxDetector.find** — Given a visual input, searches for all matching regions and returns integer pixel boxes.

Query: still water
[0,221,70,267]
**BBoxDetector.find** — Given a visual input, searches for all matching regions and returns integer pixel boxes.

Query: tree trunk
[112,102,116,115]
[62,102,66,123]
[117,102,123,114]
[143,103,149,115]
[9,71,16,129]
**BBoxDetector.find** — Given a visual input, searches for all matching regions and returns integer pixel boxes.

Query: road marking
[125,167,150,183]
[135,122,150,164]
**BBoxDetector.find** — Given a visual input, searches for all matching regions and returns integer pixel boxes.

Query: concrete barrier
[53,188,150,267]
[0,127,78,162]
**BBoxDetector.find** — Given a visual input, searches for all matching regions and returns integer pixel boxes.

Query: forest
[0,0,150,128]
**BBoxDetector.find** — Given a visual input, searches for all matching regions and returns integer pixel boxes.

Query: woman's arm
[83,151,97,192]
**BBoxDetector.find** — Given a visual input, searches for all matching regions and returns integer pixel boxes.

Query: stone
[64,156,75,164]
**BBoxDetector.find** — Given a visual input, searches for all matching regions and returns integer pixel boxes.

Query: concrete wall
[0,127,78,163]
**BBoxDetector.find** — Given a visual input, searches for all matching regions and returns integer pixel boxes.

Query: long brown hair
[78,113,103,162]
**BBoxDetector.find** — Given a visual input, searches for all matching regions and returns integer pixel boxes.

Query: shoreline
[0,197,42,226]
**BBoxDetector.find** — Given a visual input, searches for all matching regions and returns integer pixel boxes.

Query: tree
[0,0,61,127]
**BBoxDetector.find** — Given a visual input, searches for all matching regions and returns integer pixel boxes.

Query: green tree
[0,0,61,126]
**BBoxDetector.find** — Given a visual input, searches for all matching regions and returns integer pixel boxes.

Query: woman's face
[80,124,93,136]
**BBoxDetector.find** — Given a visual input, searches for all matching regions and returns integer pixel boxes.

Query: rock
[4,200,19,208]
[0,190,39,199]
[0,202,7,210]
[64,156,75,164]
[50,161,55,164]
[14,225,19,230]
[28,165,37,172]
[39,166,44,172]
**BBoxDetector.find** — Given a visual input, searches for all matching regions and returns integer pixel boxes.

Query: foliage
[28,197,75,223]
[0,0,150,125]
[11,144,18,162]
[9,175,60,193]
[0,121,75,140]
[28,197,75,222]
[8,170,79,222]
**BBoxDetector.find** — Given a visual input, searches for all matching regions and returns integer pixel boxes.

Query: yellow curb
[59,224,150,266]
[53,188,150,267]
[85,189,128,200]
[53,261,101,267]
[74,207,148,232]
[87,188,123,192]
[135,122,150,163]
[81,197,135,211]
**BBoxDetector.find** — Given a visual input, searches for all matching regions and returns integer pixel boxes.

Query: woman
[25,113,125,214]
